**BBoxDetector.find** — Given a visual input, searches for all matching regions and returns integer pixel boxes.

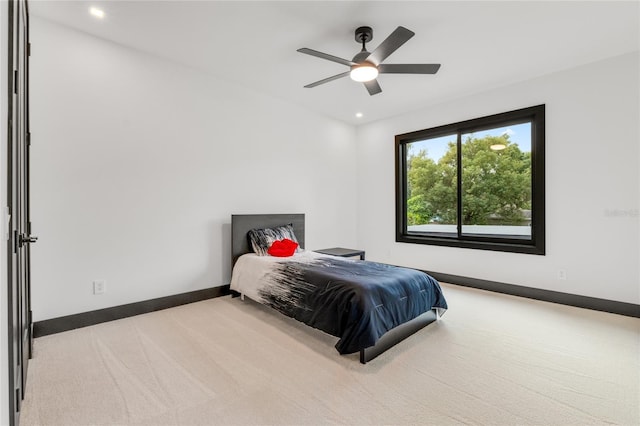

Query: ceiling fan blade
[378,64,441,74]
[364,79,382,96]
[366,26,415,65]
[304,71,351,88]
[297,48,356,67]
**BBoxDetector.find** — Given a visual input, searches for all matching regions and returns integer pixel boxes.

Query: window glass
[406,134,457,235]
[461,123,531,238]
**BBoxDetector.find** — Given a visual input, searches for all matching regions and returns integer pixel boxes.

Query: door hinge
[13,70,18,94]
[28,42,31,57]
[13,230,19,253]
[16,388,21,411]
[27,132,31,146]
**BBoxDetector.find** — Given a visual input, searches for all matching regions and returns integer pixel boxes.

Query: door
[7,0,34,424]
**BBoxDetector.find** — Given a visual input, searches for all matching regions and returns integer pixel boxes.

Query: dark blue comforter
[257,256,448,354]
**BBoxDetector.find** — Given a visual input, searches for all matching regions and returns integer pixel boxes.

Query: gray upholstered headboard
[231,214,305,268]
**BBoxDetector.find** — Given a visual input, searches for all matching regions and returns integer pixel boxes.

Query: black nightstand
[315,247,365,260]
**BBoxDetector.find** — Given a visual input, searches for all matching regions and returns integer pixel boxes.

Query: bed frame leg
[240,293,245,301]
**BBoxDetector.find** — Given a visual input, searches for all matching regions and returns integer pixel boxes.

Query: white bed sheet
[230,250,337,302]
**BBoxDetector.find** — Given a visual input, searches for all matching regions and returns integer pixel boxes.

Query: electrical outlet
[93,280,106,295]
[557,270,567,281]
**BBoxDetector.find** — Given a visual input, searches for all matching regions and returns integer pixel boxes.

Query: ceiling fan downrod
[355,26,373,52]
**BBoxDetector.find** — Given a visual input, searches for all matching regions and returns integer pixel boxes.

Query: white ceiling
[30,1,639,125]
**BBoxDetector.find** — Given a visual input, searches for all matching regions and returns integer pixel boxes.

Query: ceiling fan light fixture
[350,63,378,82]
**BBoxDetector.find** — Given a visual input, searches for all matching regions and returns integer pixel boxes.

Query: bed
[230,213,447,363]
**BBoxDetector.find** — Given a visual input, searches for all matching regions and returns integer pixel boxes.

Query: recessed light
[490,144,506,151]
[89,7,105,19]
[355,112,363,118]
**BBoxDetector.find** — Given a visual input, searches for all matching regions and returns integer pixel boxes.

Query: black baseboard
[426,271,639,318]
[33,285,231,337]
[33,273,639,338]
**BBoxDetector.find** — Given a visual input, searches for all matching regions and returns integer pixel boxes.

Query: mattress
[230,250,447,354]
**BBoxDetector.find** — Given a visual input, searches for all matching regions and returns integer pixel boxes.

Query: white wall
[27,16,640,324]
[30,17,358,321]
[356,52,640,305]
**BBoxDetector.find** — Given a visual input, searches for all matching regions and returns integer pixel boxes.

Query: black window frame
[395,105,545,255]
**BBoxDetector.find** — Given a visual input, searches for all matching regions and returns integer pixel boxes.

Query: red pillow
[267,239,299,257]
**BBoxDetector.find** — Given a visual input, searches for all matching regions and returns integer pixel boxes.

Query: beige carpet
[21,284,639,425]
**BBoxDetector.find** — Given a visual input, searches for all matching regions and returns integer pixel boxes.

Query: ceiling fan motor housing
[352,51,371,63]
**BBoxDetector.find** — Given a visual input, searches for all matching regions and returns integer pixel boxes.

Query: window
[395,105,545,254]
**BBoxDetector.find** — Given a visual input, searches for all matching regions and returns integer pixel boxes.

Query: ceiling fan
[297,26,441,96]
